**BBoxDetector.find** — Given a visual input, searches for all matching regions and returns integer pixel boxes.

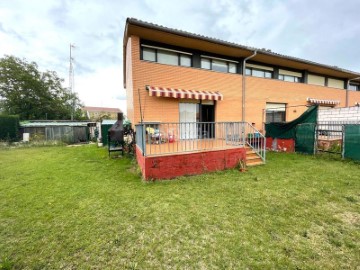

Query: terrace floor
[143,138,244,156]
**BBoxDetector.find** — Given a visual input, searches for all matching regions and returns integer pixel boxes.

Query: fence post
[142,124,146,156]
[242,122,245,146]
[313,123,317,155]
[341,125,345,160]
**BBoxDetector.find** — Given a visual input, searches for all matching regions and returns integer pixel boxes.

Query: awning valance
[146,86,223,101]
[307,97,340,105]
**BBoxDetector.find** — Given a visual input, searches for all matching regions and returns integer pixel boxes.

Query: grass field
[0,145,359,269]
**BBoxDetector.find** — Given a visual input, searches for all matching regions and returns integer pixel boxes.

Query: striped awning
[146,86,223,101]
[307,97,340,105]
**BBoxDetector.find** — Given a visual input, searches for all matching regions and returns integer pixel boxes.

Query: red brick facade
[126,35,360,132]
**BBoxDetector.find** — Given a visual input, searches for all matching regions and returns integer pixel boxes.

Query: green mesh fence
[295,123,316,154]
[344,125,360,161]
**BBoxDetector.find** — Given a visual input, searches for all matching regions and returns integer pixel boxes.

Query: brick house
[123,18,360,180]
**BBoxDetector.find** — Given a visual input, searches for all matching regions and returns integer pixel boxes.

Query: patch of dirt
[66,143,89,147]
[335,212,360,226]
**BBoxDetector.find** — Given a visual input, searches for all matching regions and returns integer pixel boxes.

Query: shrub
[0,115,19,141]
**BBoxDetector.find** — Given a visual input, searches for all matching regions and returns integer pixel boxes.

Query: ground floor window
[266,103,286,123]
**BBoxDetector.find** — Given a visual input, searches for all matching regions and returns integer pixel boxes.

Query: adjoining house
[82,106,122,121]
[123,18,360,180]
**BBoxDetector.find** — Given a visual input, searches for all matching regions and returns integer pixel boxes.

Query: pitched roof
[123,18,360,84]
[82,106,122,113]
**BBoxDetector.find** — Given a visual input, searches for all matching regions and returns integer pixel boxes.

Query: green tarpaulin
[344,125,360,161]
[295,123,316,154]
[265,106,318,139]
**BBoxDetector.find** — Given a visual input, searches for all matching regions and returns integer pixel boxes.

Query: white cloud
[75,65,126,111]
[1,0,360,119]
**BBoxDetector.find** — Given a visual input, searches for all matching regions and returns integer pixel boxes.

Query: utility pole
[69,43,75,120]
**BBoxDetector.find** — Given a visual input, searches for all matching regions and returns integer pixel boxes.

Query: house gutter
[242,51,257,122]
[346,77,360,107]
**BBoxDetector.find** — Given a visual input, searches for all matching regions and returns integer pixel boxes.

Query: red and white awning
[307,97,340,105]
[146,86,223,101]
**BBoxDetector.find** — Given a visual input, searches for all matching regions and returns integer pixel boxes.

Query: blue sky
[1,0,359,113]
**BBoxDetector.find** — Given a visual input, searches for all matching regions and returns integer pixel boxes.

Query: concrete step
[247,160,264,167]
[245,150,264,167]
[246,155,260,161]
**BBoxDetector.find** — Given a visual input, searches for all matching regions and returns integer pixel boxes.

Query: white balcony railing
[135,122,266,162]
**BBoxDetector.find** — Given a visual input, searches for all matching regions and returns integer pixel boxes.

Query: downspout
[242,51,257,122]
[346,77,360,107]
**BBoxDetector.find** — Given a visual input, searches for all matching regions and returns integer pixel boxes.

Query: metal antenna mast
[69,43,75,120]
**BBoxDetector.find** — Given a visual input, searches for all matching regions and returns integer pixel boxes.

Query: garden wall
[318,106,360,122]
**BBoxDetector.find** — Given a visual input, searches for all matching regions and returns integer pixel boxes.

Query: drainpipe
[346,77,360,107]
[242,51,257,122]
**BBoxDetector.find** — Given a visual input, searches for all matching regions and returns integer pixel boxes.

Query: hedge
[0,115,20,141]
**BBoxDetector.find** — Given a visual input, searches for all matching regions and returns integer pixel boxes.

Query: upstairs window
[157,50,178,65]
[308,74,325,86]
[180,55,191,67]
[246,67,273,78]
[143,47,156,62]
[278,69,302,83]
[200,56,237,74]
[212,59,228,73]
[349,83,360,91]
[279,74,301,83]
[201,58,211,69]
[141,45,192,67]
[246,63,273,78]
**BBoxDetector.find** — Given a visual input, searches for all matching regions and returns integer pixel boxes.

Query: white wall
[318,106,360,122]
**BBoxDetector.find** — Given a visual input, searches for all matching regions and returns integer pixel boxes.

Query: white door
[179,103,197,139]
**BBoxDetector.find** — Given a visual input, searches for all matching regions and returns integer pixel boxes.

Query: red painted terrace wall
[266,137,295,152]
[136,146,246,180]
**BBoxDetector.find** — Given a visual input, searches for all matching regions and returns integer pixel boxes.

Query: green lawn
[0,145,359,269]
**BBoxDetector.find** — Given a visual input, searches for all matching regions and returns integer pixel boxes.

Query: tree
[95,112,112,122]
[0,55,83,120]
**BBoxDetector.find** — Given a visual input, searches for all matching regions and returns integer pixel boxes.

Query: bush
[0,115,19,141]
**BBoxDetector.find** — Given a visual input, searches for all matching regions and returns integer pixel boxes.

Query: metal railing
[135,122,266,162]
[315,121,358,155]
[135,124,146,154]
[244,122,266,162]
